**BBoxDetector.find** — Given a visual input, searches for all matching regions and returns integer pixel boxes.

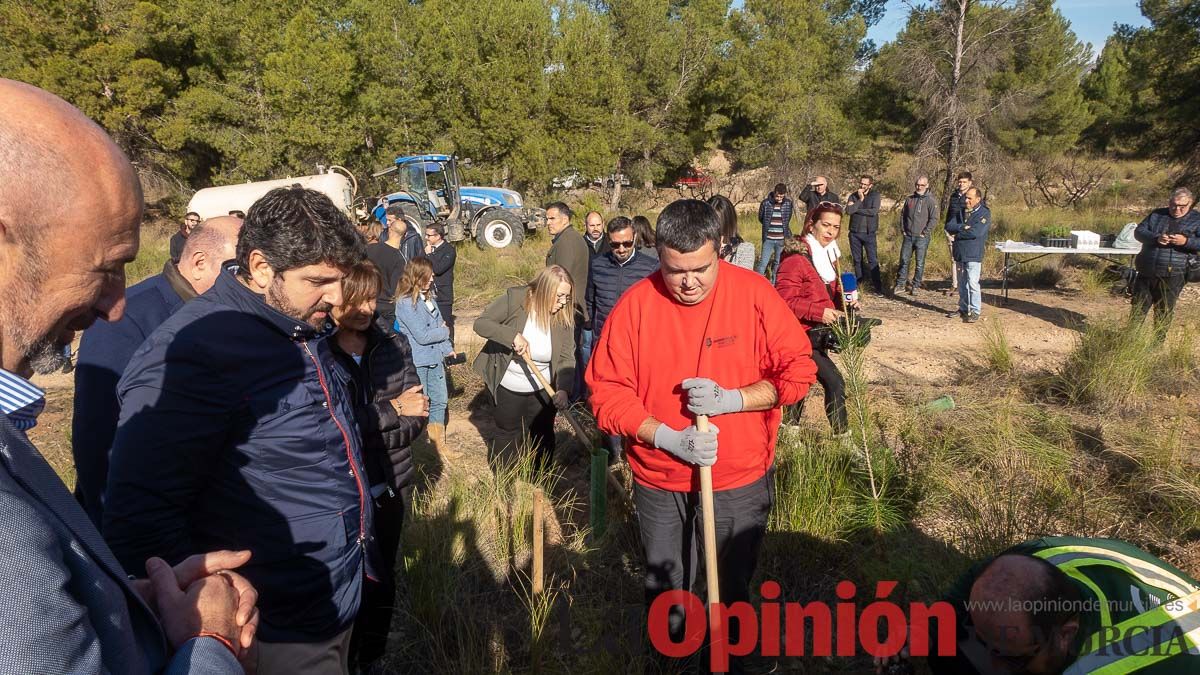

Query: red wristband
[194,630,239,658]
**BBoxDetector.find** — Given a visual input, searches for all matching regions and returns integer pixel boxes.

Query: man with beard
[583,210,610,258]
[105,186,373,674]
[0,78,255,674]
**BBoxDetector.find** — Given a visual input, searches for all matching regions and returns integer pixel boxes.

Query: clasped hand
[135,550,259,662]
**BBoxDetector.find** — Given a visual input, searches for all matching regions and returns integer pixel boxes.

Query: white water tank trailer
[186,166,358,220]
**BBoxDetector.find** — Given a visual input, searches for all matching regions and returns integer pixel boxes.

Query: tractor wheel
[475,210,525,250]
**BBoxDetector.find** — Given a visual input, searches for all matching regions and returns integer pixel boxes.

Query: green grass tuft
[981,318,1015,375]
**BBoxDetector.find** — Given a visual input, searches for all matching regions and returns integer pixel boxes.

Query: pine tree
[988,0,1093,159]
[1081,34,1135,153]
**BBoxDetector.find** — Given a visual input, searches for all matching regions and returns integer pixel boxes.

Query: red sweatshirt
[586,261,816,492]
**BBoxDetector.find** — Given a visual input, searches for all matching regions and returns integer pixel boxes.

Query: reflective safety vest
[1031,542,1200,674]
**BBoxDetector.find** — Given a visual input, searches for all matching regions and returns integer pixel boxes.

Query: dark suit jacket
[0,415,240,673]
[845,189,881,234]
[366,242,405,328]
[427,241,456,307]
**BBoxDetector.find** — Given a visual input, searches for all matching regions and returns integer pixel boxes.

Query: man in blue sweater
[72,216,241,527]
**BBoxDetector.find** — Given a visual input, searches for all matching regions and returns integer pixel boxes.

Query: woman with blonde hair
[393,257,459,459]
[473,265,576,472]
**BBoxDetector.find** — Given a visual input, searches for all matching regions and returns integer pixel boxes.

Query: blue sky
[866,0,1149,56]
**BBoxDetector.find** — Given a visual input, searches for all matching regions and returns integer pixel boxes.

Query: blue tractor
[374,154,546,249]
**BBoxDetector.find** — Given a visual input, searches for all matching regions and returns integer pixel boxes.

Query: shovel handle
[518,351,590,443]
[695,414,722,658]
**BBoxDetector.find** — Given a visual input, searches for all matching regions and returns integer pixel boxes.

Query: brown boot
[428,423,463,460]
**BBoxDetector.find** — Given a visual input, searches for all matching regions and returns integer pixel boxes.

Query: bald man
[0,79,251,673]
[880,536,1200,674]
[73,215,242,526]
[799,174,841,214]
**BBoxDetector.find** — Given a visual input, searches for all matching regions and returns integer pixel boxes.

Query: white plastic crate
[1070,230,1100,249]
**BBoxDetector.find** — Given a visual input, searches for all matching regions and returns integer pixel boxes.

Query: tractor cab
[386,154,458,222]
[375,153,545,249]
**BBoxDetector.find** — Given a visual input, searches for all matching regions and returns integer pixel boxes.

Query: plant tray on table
[1038,225,1072,248]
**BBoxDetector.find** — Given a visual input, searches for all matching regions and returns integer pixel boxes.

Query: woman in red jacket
[775,202,855,434]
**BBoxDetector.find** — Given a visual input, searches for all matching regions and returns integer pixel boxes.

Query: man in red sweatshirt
[587,199,817,652]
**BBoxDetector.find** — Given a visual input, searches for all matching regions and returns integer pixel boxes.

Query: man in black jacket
[425,223,456,340]
[799,175,840,215]
[1131,187,1200,335]
[425,223,464,396]
[845,174,883,294]
[170,212,200,263]
[546,201,591,400]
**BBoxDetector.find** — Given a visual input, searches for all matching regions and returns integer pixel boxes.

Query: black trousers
[813,349,848,433]
[634,471,773,647]
[348,489,406,668]
[1131,273,1186,334]
[490,386,556,473]
[438,301,455,343]
[848,230,882,292]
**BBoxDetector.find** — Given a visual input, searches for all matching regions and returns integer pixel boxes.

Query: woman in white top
[472,265,576,472]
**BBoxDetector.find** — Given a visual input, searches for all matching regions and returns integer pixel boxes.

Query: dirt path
[862,282,1110,384]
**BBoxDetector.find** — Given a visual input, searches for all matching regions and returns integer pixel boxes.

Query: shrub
[1045,310,1198,411]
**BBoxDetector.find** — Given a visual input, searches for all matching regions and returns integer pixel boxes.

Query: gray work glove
[653,423,719,467]
[681,378,743,417]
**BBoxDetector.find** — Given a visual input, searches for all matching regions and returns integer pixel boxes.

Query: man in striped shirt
[0,77,252,673]
[755,183,794,282]
[0,369,44,433]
